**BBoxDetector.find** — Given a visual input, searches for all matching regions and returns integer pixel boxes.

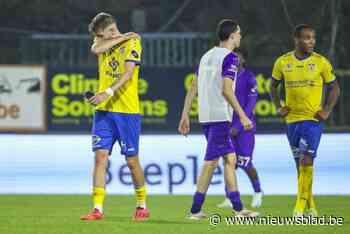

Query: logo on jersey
[119,47,125,54]
[92,135,102,147]
[285,63,293,71]
[228,64,238,72]
[109,57,119,71]
[308,63,316,71]
[131,50,139,59]
[250,85,258,93]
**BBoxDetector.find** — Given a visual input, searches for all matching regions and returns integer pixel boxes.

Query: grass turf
[0,195,349,234]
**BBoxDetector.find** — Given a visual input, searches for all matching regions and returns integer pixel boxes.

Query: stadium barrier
[1,134,349,195]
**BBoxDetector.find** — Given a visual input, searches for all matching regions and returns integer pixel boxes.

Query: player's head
[89,12,120,39]
[217,19,241,48]
[293,24,316,54]
[234,48,248,68]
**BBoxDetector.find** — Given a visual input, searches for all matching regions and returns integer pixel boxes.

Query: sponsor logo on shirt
[109,57,119,71]
[285,80,315,88]
[131,50,139,59]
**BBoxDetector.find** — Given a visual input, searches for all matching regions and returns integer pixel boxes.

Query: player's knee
[204,159,218,169]
[126,157,140,171]
[299,154,313,166]
[223,153,236,166]
[95,152,108,166]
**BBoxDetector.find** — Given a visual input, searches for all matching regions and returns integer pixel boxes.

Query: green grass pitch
[0,195,349,234]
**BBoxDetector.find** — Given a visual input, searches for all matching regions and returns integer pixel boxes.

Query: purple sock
[190,191,206,214]
[251,179,261,193]
[227,191,243,212]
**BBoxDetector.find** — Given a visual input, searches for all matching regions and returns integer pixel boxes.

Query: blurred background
[0,0,349,195]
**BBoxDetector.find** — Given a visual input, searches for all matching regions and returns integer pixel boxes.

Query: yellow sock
[295,165,312,212]
[305,166,317,209]
[135,186,147,208]
[93,187,106,212]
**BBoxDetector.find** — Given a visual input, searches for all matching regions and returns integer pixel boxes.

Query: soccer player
[270,24,340,217]
[81,12,149,221]
[178,19,259,219]
[217,49,263,209]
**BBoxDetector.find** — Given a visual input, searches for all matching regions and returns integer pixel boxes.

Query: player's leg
[188,158,219,219]
[296,121,322,217]
[243,166,263,208]
[81,111,115,220]
[217,134,239,209]
[126,156,147,208]
[115,113,149,221]
[223,152,259,217]
[223,152,242,212]
[286,122,305,216]
[188,122,229,219]
[237,131,263,207]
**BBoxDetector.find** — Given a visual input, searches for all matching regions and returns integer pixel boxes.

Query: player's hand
[240,116,253,130]
[88,92,109,105]
[315,110,330,121]
[231,127,239,137]
[178,115,190,136]
[277,106,290,118]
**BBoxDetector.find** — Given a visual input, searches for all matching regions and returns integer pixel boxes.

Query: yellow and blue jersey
[272,51,336,124]
[96,38,142,114]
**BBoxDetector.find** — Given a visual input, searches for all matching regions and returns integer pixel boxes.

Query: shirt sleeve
[222,53,239,80]
[125,38,142,65]
[271,57,283,81]
[321,57,336,83]
[244,71,258,117]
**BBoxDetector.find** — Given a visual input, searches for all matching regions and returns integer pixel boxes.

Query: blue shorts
[286,120,323,158]
[92,111,141,157]
[232,130,255,169]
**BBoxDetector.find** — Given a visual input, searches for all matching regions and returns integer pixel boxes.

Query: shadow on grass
[102,216,204,225]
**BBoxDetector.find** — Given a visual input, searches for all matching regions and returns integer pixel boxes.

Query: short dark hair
[217,19,239,41]
[293,24,314,38]
[89,12,115,35]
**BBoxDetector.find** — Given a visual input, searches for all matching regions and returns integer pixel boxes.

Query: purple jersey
[231,68,257,132]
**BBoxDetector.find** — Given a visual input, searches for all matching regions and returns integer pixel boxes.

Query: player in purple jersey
[217,49,263,209]
[178,19,259,219]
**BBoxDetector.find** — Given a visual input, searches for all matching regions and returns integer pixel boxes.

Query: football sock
[227,191,243,212]
[295,165,312,212]
[135,186,147,208]
[305,166,316,209]
[93,187,106,212]
[190,191,206,214]
[250,178,262,193]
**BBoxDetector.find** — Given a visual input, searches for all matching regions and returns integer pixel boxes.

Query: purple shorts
[231,129,255,169]
[202,121,235,161]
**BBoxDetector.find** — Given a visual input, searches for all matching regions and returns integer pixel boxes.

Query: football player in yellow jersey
[270,24,340,217]
[81,12,149,221]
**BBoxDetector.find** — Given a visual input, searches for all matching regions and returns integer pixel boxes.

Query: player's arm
[178,76,197,136]
[222,77,252,130]
[270,58,290,117]
[315,59,340,120]
[88,61,136,105]
[90,32,140,55]
[244,74,258,117]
